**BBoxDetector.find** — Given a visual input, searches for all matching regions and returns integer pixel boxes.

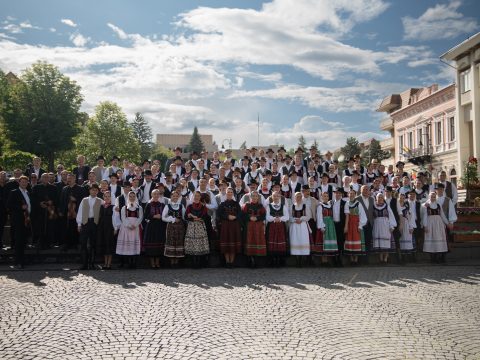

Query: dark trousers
[65,219,79,249]
[334,221,345,253]
[80,219,97,268]
[363,222,373,251]
[0,212,6,248]
[13,223,28,266]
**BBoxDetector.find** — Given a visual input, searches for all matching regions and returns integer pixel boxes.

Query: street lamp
[221,138,232,150]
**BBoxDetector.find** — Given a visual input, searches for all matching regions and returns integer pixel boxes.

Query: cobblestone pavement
[0,265,479,360]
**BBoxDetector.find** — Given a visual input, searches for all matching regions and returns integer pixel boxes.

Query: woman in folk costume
[396,192,416,260]
[177,178,191,206]
[314,192,338,265]
[97,191,116,270]
[143,188,168,269]
[115,191,143,269]
[421,191,450,263]
[217,187,243,268]
[184,190,210,268]
[162,190,186,268]
[242,191,267,268]
[343,189,367,265]
[289,192,311,267]
[266,190,289,267]
[372,192,397,264]
[280,174,293,207]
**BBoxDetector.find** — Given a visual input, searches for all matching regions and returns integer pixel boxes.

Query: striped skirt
[164,221,186,258]
[245,221,266,256]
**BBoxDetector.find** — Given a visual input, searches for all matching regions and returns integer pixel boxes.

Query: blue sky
[1,0,478,151]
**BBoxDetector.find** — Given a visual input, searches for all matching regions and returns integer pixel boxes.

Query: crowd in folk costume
[0,144,458,270]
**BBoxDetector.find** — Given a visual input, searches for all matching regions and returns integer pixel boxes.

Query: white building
[441,32,480,178]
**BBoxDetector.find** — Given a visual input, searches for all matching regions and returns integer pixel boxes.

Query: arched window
[450,168,457,186]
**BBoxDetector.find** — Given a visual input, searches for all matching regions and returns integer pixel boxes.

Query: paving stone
[0,265,479,359]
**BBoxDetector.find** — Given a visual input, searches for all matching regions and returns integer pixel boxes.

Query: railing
[380,118,393,130]
[380,137,394,150]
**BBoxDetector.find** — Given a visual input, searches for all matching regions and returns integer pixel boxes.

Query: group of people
[0,144,458,270]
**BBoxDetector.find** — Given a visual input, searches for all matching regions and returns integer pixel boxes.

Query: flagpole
[257,113,260,146]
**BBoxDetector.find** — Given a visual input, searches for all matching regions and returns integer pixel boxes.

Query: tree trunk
[47,151,55,172]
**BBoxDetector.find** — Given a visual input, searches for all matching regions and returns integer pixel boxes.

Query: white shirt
[76,196,104,226]
[20,188,31,214]
[361,196,370,210]
[333,199,342,222]
[142,181,153,203]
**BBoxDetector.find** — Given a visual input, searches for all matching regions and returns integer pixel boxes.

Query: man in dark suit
[0,171,9,249]
[139,170,156,208]
[385,186,402,264]
[31,173,58,249]
[356,185,374,262]
[72,155,91,185]
[164,147,182,173]
[6,176,31,268]
[24,157,46,179]
[332,188,347,266]
[59,173,84,250]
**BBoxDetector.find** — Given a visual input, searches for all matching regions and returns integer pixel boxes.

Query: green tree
[340,137,362,160]
[76,101,141,164]
[151,144,174,171]
[187,126,204,154]
[239,141,247,150]
[298,135,306,150]
[131,112,154,161]
[311,139,319,150]
[365,138,390,163]
[2,62,84,170]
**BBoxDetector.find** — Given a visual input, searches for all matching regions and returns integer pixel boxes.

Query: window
[435,121,442,145]
[450,168,457,187]
[449,116,455,141]
[460,69,471,93]
[399,135,404,155]
[417,128,423,146]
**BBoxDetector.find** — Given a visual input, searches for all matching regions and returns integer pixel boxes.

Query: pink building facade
[378,84,458,184]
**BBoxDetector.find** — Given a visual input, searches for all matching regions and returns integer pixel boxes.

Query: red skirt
[266,222,287,255]
[345,214,362,253]
[311,230,324,255]
[219,220,242,254]
[245,221,266,256]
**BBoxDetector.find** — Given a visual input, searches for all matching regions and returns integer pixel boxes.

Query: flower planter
[453,207,480,242]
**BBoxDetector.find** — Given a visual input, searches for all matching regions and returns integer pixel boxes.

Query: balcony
[380,118,394,131]
[380,137,394,150]
[404,145,434,166]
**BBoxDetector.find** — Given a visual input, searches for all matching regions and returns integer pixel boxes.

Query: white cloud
[70,33,90,47]
[402,1,478,41]
[107,23,127,40]
[3,23,22,34]
[228,79,411,113]
[49,27,56,33]
[174,0,390,80]
[0,1,414,150]
[61,18,77,28]
[19,21,41,30]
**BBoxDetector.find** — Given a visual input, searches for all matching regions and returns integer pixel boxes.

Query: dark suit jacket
[139,181,157,202]
[31,183,58,217]
[109,184,122,198]
[24,167,46,179]
[7,188,30,228]
[59,184,84,215]
[72,166,91,185]
[356,195,374,225]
